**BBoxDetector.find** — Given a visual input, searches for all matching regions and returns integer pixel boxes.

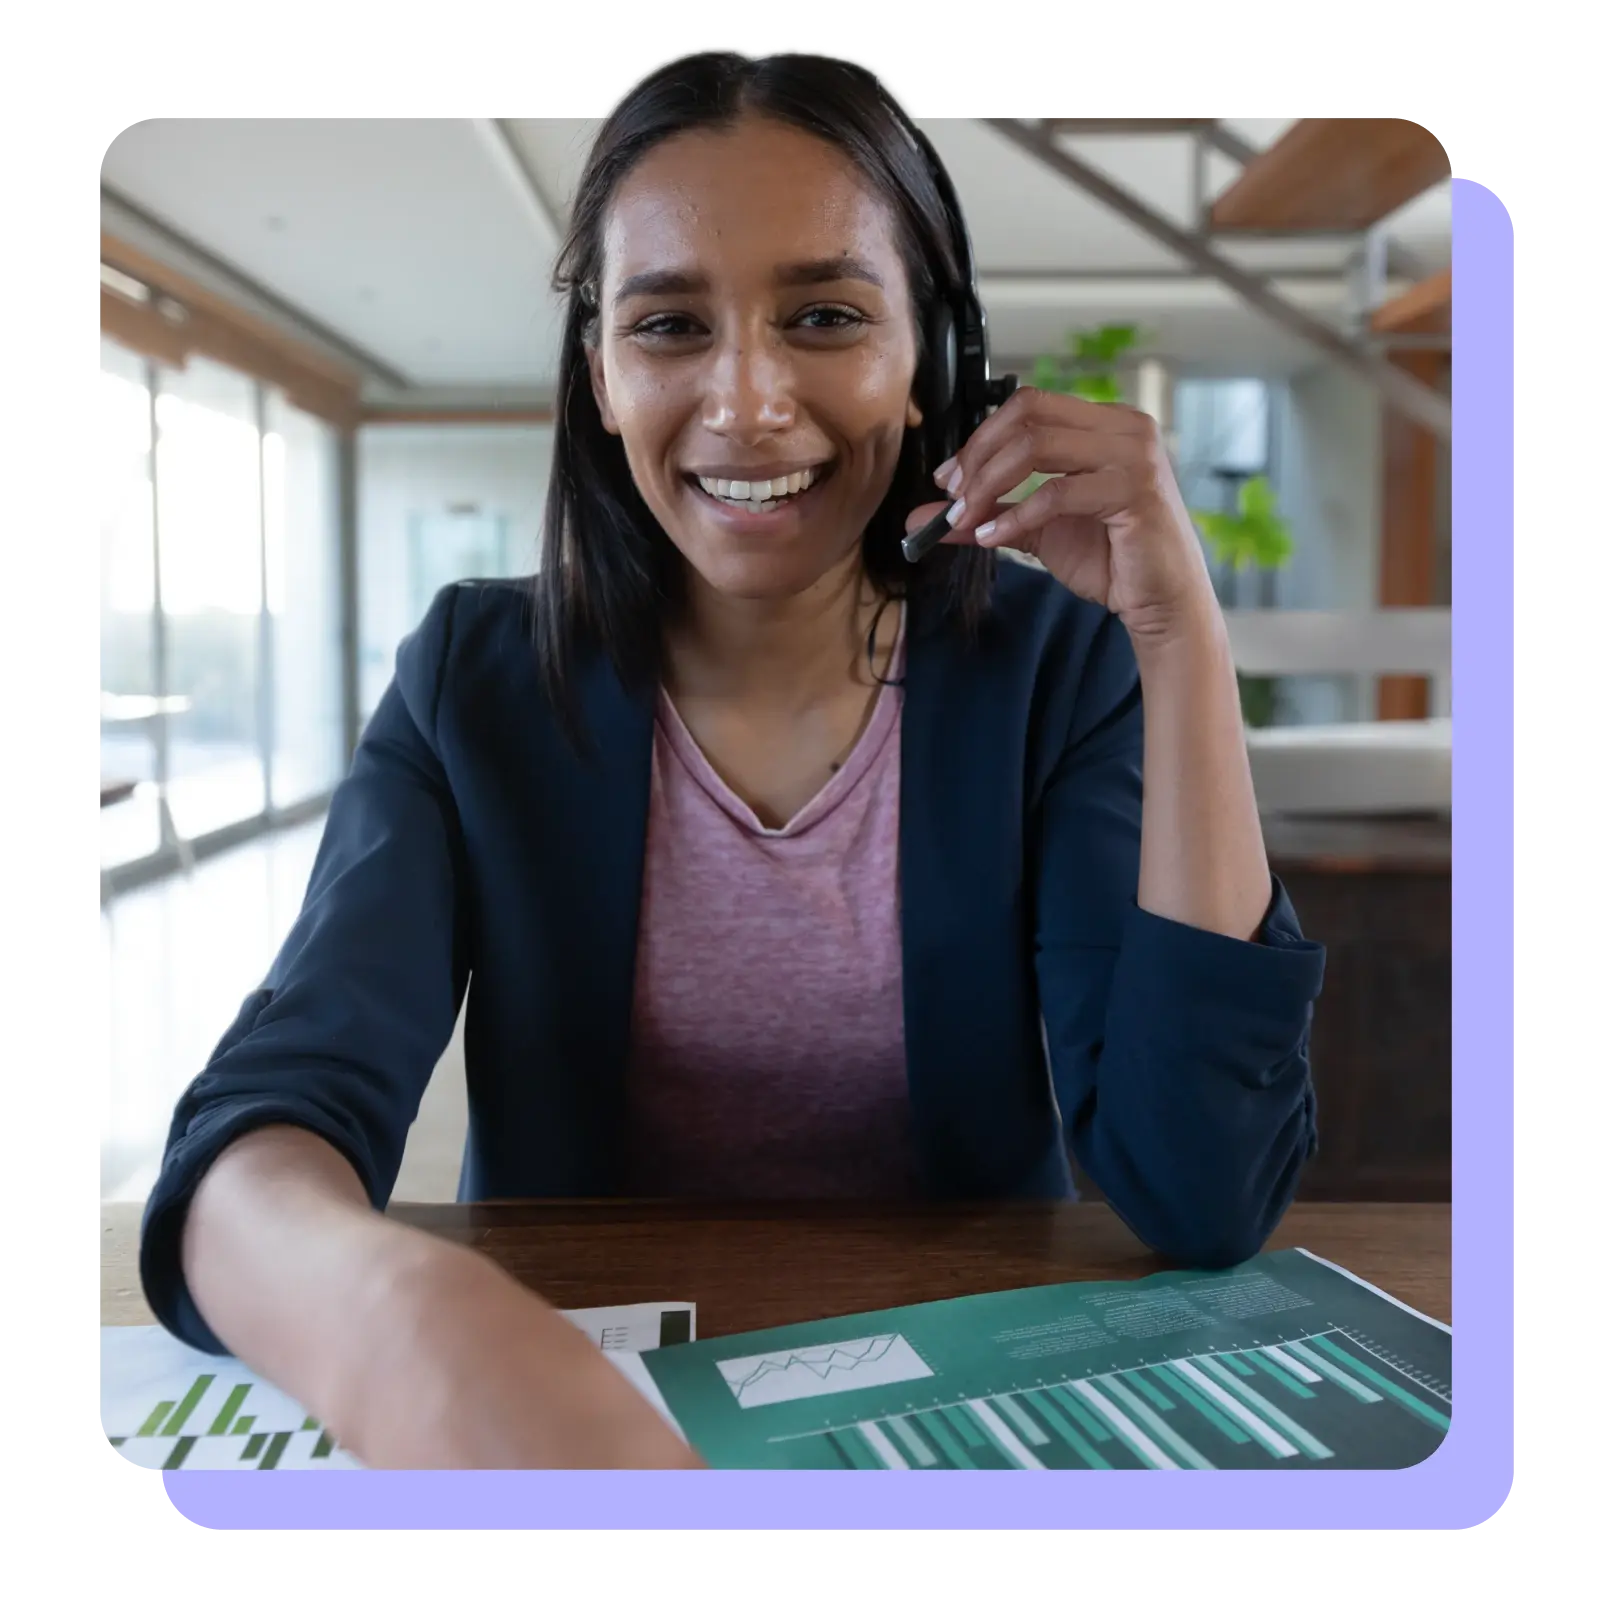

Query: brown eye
[795,306,867,331]
[630,314,704,340]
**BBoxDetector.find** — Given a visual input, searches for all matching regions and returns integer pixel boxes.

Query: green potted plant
[1031,322,1144,402]
[1191,475,1296,729]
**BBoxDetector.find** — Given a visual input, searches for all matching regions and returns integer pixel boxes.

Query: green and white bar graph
[967,1397,1048,1469]
[641,1246,1453,1469]
[1069,1379,1181,1470]
[782,1329,1450,1471]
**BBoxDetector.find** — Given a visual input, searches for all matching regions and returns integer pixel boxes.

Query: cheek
[601,352,668,428]
[831,348,919,451]
[602,363,685,470]
[852,358,919,455]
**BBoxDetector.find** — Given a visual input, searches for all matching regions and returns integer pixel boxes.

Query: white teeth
[696,467,819,505]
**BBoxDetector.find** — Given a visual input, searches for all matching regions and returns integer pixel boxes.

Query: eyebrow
[612,255,887,306]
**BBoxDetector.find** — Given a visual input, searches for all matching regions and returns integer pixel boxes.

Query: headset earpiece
[923,301,957,418]
[899,121,1011,476]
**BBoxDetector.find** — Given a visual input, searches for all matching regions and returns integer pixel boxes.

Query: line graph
[717,1333,933,1409]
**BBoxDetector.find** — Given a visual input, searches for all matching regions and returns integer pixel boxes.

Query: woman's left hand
[906,386,1220,646]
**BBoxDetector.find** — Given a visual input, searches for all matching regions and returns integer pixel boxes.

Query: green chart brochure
[641,1249,1451,1470]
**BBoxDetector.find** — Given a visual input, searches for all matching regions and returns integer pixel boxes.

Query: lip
[681,460,835,482]
[681,462,834,533]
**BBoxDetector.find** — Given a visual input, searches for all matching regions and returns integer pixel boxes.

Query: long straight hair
[533,52,996,744]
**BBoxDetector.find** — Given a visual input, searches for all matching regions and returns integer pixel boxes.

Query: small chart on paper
[718,1333,934,1408]
[103,1301,694,1469]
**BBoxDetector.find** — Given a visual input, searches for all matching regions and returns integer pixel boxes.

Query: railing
[1222,609,1452,816]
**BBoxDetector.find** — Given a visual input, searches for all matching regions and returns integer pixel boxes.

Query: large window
[98,338,348,887]
[156,356,266,839]
[266,394,344,807]
[99,340,162,869]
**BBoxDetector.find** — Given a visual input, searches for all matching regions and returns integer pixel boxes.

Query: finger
[971,467,1133,547]
[903,498,980,545]
[1028,392,1153,437]
[935,386,1151,495]
[944,427,1138,538]
[940,435,1094,540]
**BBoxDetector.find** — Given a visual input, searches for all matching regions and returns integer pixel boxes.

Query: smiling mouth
[684,463,834,514]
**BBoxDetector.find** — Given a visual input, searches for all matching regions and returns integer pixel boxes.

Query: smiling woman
[140,53,1326,1471]
[533,59,991,748]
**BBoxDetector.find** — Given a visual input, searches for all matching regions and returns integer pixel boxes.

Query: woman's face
[586,114,924,603]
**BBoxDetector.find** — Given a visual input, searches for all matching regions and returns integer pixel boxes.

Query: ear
[585,343,620,435]
[905,393,924,430]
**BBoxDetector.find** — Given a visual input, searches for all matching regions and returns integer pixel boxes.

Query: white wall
[356,424,553,720]
[1269,362,1384,723]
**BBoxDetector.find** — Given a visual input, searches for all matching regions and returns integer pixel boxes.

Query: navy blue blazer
[141,560,1325,1354]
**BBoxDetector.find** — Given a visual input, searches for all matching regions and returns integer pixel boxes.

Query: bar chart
[776,1329,1450,1470]
[643,1251,1455,1470]
[107,1370,360,1471]
[103,1304,694,1471]
[103,1325,361,1470]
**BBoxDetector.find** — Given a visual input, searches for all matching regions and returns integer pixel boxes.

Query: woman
[140,53,1324,1469]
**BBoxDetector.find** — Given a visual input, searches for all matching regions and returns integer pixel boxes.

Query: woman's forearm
[181,1125,699,1468]
[1130,603,1273,942]
[181,1126,429,1433]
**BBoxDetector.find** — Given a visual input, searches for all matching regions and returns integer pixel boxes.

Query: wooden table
[103,1200,1450,1332]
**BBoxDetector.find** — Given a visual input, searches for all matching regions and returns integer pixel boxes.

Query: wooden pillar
[1377,350,1444,720]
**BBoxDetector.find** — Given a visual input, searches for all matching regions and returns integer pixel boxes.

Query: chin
[683,539,852,603]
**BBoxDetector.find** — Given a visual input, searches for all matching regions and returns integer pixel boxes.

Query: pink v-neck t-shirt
[621,620,917,1200]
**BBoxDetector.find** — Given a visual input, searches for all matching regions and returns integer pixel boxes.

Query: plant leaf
[1237,474,1276,519]
[1257,519,1294,567]
[1032,353,1064,391]
[1193,510,1239,566]
[1070,373,1122,403]
[1098,323,1141,359]
[1070,330,1100,364]
[1009,471,1052,502]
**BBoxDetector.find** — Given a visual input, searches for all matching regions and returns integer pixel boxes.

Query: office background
[98,118,1452,1208]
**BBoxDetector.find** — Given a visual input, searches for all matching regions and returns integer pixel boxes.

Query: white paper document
[103,1301,696,1470]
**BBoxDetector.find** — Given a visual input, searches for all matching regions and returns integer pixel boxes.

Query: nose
[701,323,796,441]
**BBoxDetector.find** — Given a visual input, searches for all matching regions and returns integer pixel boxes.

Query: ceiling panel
[99,118,1451,396]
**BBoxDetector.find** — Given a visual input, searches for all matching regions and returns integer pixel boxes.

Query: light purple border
[166,178,1510,1531]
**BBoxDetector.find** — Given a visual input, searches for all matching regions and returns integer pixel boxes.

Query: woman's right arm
[141,586,696,1468]
[182,1125,697,1468]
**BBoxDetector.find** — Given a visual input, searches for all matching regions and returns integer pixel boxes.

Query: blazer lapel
[528,652,656,1187]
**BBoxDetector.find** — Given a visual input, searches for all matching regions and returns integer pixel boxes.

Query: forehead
[601,117,904,281]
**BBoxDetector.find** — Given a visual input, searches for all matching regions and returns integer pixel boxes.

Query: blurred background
[98,117,1452,1208]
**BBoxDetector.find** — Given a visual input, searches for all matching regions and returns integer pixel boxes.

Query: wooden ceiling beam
[1370,268,1452,336]
[1209,119,1449,233]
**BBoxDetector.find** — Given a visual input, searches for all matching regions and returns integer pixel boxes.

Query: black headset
[887,117,1018,560]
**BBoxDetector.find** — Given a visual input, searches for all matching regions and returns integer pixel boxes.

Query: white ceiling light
[100,263,150,303]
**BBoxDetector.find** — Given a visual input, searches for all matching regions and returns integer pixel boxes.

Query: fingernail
[946,498,966,527]
[974,519,999,544]
[933,457,957,487]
